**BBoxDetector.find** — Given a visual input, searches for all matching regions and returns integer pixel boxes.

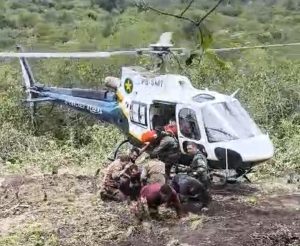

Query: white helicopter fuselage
[116,66,274,166]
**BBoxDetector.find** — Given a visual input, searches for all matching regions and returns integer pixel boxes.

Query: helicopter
[1,32,299,183]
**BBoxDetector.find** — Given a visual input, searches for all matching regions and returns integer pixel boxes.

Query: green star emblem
[124,78,133,94]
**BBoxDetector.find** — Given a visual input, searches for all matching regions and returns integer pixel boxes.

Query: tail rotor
[17,45,37,125]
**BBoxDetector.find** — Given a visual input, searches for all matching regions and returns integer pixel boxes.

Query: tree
[284,0,297,11]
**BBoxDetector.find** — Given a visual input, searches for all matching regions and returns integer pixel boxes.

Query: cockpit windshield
[201,100,262,143]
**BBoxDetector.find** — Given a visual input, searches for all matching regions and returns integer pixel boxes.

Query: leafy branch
[136,0,224,48]
[180,0,195,17]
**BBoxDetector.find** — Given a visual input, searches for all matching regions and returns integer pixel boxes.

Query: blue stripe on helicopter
[36,91,129,133]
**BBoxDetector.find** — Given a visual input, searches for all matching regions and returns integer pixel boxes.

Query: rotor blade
[0,50,138,58]
[0,48,188,59]
[209,42,300,52]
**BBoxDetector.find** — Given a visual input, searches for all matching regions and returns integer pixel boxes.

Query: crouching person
[172,174,211,210]
[132,183,183,221]
[100,148,140,202]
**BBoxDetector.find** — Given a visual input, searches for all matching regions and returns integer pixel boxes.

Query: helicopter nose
[215,134,274,162]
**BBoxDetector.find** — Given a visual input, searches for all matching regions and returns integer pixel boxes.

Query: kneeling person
[100,148,140,201]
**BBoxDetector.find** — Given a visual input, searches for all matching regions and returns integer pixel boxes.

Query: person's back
[141,159,166,185]
[150,133,180,177]
[101,159,125,189]
[139,183,182,218]
[172,174,211,208]
[151,134,178,155]
[140,183,163,207]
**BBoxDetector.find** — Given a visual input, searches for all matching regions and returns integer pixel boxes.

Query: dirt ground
[0,172,299,246]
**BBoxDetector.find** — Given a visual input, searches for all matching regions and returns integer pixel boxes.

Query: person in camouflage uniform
[186,142,210,189]
[100,148,140,202]
[119,163,142,201]
[150,124,180,178]
[140,158,166,185]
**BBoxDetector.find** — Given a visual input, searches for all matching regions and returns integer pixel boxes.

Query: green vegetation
[0,0,299,176]
[0,223,59,246]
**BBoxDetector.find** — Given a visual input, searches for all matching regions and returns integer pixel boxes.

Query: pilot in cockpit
[179,115,200,140]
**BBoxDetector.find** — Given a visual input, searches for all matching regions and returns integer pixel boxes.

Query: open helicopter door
[175,104,209,156]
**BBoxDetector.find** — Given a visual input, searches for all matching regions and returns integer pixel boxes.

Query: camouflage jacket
[188,151,210,188]
[141,159,165,181]
[101,159,127,189]
[151,135,179,162]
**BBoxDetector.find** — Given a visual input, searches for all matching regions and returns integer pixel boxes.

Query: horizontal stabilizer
[24,97,55,103]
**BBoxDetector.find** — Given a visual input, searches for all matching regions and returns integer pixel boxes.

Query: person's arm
[140,166,148,184]
[172,194,183,218]
[111,171,123,180]
[193,155,210,187]
[196,160,208,175]
[117,162,133,179]
[140,142,151,155]
[151,137,171,156]
[167,191,183,218]
[191,154,207,171]
[110,162,123,180]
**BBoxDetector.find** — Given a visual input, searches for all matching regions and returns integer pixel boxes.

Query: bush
[17,11,41,28]
[219,5,242,17]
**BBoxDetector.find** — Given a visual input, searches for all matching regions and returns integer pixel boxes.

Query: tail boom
[17,46,129,133]
[30,86,129,133]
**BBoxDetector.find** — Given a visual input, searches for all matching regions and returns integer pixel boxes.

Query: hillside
[0,1,299,245]
[0,0,299,173]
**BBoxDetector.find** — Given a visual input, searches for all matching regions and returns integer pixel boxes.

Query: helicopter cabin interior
[149,101,176,130]
[148,101,201,142]
[147,101,201,164]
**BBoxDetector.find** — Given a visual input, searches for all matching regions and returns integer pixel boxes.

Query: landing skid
[236,168,253,183]
[210,168,253,185]
[108,139,131,161]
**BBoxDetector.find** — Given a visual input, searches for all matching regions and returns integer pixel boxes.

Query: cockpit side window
[178,108,201,140]
[130,102,147,127]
